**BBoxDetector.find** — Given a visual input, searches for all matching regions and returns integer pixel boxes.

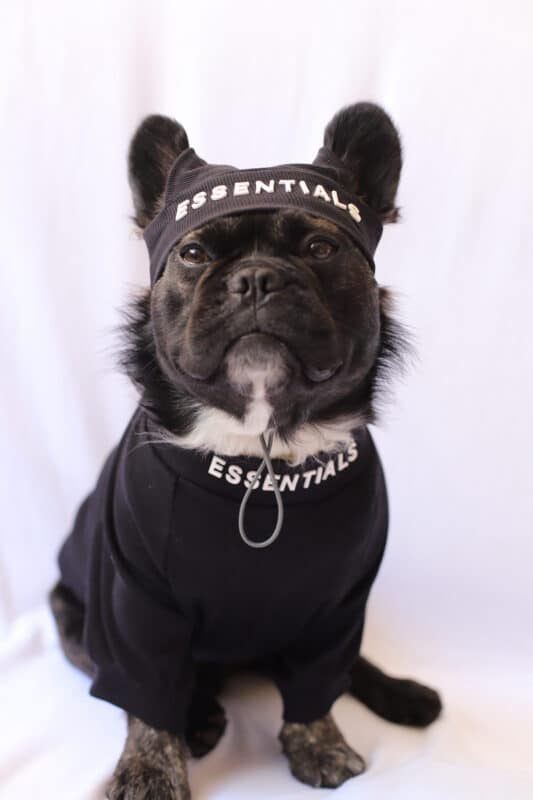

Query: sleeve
[271,600,367,725]
[86,525,195,735]
[271,536,387,725]
[71,434,195,735]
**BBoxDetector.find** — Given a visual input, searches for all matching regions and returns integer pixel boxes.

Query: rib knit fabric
[143,146,383,284]
[57,407,388,734]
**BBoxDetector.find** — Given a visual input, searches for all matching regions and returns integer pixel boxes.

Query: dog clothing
[143,146,383,284]
[57,407,388,734]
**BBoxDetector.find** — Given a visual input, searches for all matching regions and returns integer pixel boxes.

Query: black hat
[144,146,383,285]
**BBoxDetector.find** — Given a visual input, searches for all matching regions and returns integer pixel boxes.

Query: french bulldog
[49,102,442,799]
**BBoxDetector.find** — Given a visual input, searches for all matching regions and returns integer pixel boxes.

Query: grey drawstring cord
[238,430,284,548]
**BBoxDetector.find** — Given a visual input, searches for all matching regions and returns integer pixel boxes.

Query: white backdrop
[1,1,532,798]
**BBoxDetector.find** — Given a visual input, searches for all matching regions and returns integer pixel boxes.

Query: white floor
[1,607,531,799]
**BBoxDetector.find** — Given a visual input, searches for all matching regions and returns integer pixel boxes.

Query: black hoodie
[57,407,388,735]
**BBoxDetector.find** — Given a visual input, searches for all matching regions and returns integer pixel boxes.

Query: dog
[49,102,442,799]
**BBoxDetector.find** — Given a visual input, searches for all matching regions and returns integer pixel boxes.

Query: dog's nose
[228,266,287,303]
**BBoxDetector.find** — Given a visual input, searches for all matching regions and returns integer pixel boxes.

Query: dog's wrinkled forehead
[143,147,383,285]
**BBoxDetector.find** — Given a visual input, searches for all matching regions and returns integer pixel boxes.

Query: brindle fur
[48,581,95,679]
[107,715,190,800]
[279,713,366,788]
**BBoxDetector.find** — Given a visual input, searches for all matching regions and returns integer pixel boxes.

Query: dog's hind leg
[349,654,442,727]
[48,580,95,678]
[185,662,228,758]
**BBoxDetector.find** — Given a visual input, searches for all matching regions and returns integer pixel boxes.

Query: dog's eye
[179,243,211,265]
[306,238,337,260]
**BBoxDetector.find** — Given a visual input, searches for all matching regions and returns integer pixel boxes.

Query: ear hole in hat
[128,114,190,230]
[322,102,402,223]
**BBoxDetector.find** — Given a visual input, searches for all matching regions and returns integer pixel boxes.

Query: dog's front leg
[106,714,190,800]
[279,712,365,788]
[273,603,370,788]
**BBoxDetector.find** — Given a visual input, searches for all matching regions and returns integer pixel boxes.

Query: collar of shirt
[139,411,372,507]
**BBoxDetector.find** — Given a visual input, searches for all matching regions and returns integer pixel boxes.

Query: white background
[1,1,532,798]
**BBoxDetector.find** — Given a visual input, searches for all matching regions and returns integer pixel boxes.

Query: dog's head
[121,103,409,462]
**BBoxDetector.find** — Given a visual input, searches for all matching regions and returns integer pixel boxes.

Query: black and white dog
[50,102,442,799]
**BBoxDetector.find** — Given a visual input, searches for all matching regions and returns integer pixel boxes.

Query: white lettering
[255,179,275,194]
[280,473,300,492]
[206,447,359,492]
[323,459,336,480]
[279,179,296,192]
[263,473,281,491]
[347,441,359,462]
[208,455,225,479]
[225,464,243,485]
[244,469,261,489]
[191,191,207,210]
[210,185,228,201]
[176,178,364,232]
[348,203,362,222]
[313,185,331,202]
[337,452,349,471]
[175,199,190,220]
[331,190,347,210]
[233,181,250,196]
[302,469,317,489]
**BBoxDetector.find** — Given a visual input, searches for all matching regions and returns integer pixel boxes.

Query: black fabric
[57,407,388,734]
[144,146,383,284]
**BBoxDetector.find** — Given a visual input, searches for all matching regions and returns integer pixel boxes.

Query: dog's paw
[185,695,227,758]
[106,756,190,800]
[279,714,365,788]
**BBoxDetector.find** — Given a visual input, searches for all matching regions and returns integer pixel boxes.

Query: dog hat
[143,146,383,285]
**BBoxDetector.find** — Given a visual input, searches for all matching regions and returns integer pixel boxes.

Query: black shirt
[57,407,388,734]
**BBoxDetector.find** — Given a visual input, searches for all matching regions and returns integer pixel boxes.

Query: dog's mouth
[180,331,343,391]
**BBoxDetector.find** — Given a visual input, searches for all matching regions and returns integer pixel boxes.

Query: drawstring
[238,430,284,548]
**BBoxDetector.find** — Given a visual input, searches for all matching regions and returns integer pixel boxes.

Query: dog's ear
[323,102,402,223]
[128,115,189,229]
